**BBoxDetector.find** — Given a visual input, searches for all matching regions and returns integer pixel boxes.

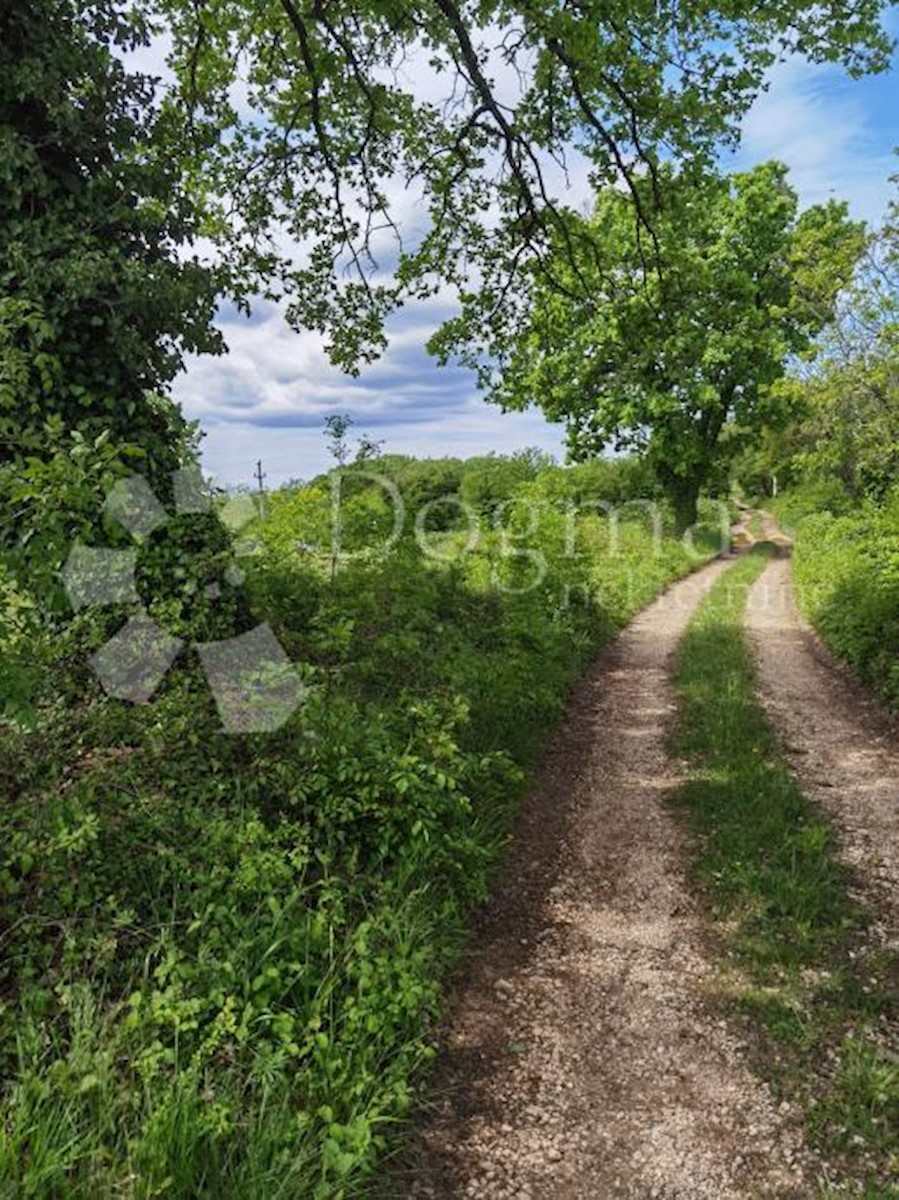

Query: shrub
[773,489,899,707]
[0,455,722,1197]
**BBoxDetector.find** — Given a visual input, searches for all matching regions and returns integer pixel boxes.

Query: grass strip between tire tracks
[671,544,899,1199]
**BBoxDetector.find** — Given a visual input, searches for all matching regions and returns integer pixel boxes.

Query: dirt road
[401,559,812,1200]
[747,543,899,942]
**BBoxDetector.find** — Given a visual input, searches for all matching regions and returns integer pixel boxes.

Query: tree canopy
[0,0,893,511]
[492,161,865,529]
[154,0,891,369]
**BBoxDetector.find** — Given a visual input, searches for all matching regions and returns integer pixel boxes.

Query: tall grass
[771,489,899,708]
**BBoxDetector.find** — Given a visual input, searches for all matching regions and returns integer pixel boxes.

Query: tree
[458,450,549,517]
[771,209,899,501]
[1,0,891,500]
[155,0,890,370]
[490,162,865,530]
[0,0,222,485]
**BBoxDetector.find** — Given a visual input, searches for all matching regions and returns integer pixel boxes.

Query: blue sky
[175,31,899,488]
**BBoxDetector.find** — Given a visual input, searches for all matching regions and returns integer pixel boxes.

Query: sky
[168,23,899,488]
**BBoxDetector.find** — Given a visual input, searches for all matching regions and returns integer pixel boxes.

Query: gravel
[397,557,813,1199]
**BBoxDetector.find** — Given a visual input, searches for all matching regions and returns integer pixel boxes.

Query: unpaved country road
[747,539,899,943]
[399,558,812,1200]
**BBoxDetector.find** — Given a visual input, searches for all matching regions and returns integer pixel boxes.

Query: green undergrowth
[771,488,899,708]
[671,545,899,1196]
[0,472,723,1199]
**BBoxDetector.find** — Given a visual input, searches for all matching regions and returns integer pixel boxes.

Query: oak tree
[491,162,865,530]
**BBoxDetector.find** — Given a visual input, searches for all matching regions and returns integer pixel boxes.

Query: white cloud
[730,55,896,223]
[175,285,568,487]
[196,407,565,488]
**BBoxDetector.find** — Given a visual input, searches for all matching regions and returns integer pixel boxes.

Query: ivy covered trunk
[656,465,701,535]
[671,486,700,536]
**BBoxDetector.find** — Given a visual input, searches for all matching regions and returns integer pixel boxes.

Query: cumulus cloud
[178,277,569,487]
[730,51,897,223]
[179,292,470,423]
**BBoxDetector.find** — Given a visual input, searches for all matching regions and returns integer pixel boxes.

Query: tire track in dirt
[746,541,899,945]
[398,558,812,1200]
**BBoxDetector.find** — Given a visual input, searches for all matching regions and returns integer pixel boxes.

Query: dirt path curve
[400,558,812,1200]
[731,501,756,550]
[746,523,899,943]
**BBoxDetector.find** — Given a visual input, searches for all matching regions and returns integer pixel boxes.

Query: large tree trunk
[670,486,699,536]
[656,466,701,536]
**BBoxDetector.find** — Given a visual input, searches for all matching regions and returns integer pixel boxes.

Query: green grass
[0,490,723,1199]
[770,490,899,709]
[671,545,899,1197]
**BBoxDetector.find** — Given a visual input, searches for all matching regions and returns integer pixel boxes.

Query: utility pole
[254,459,266,518]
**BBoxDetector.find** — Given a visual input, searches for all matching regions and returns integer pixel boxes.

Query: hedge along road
[746,519,899,946]
[398,553,813,1200]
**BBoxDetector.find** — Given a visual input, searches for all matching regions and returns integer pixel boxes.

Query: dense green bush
[0,2,221,490]
[773,488,899,707]
[0,456,722,1197]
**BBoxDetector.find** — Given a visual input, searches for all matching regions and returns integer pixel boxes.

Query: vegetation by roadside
[0,455,721,1199]
[2,3,897,1192]
[671,545,899,1197]
[769,491,899,709]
